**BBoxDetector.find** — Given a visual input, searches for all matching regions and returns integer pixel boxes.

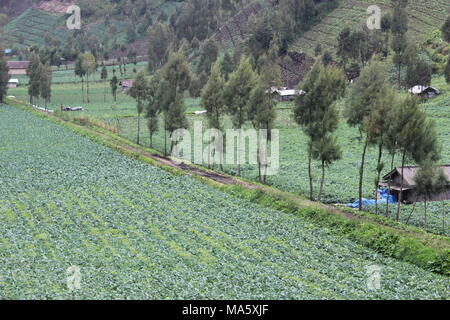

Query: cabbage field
[0,105,448,299]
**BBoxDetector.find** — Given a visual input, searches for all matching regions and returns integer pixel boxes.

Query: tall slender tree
[247,77,277,183]
[345,60,392,210]
[82,52,96,103]
[101,64,108,102]
[39,63,52,109]
[201,60,226,169]
[0,44,9,103]
[129,71,148,145]
[223,56,257,176]
[294,63,346,201]
[391,0,409,87]
[414,159,448,227]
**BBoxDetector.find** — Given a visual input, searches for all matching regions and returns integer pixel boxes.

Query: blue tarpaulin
[346,189,396,208]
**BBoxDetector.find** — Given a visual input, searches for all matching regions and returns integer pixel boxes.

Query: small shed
[380,165,450,204]
[270,87,305,102]
[6,61,30,75]
[119,80,134,93]
[7,79,19,89]
[408,85,439,99]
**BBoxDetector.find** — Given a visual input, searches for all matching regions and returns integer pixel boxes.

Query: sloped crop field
[0,105,448,299]
[293,0,450,56]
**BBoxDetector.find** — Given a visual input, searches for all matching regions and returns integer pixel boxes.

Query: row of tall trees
[27,52,52,108]
[344,59,443,218]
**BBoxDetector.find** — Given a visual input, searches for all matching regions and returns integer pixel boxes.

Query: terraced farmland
[3,8,63,49]
[293,0,450,56]
[0,105,448,299]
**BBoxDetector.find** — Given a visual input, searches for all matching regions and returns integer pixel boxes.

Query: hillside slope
[292,0,450,56]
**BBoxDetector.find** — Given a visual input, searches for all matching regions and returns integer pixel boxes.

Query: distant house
[4,49,13,55]
[6,61,30,75]
[408,85,439,99]
[379,165,450,204]
[119,80,134,93]
[7,79,19,89]
[270,87,306,102]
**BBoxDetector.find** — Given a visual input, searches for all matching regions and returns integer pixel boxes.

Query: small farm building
[119,80,134,93]
[7,79,19,88]
[6,61,30,75]
[408,86,439,99]
[270,87,305,102]
[379,165,450,204]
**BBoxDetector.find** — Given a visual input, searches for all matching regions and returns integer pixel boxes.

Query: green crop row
[0,104,448,299]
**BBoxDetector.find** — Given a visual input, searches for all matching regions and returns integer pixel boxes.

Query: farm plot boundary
[5,97,450,275]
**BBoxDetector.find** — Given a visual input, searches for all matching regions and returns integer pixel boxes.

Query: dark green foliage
[405,55,432,87]
[0,44,9,103]
[197,38,219,76]
[441,16,450,42]
[294,63,346,200]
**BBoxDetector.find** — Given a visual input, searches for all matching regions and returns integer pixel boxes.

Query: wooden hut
[380,165,450,204]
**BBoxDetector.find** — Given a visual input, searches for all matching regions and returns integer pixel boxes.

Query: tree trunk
[237,129,241,177]
[307,141,314,201]
[257,146,261,183]
[358,137,369,211]
[208,130,212,169]
[406,200,417,224]
[317,160,325,202]
[424,197,427,228]
[396,151,406,221]
[137,112,140,145]
[385,152,396,216]
[86,74,90,103]
[81,78,85,103]
[375,142,383,215]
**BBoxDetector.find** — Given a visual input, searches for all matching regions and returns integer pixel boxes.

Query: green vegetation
[292,0,450,56]
[1,104,449,299]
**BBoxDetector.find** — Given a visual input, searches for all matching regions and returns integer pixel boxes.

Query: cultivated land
[292,0,450,56]
[9,76,449,235]
[0,104,449,299]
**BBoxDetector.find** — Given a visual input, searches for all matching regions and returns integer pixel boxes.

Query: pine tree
[247,77,276,183]
[389,94,440,220]
[391,0,409,87]
[442,16,450,42]
[201,60,225,169]
[414,159,448,228]
[101,64,108,102]
[444,54,450,84]
[110,75,118,102]
[294,63,346,200]
[27,52,42,105]
[223,56,257,176]
[129,70,148,145]
[0,44,9,104]
[160,51,192,155]
[74,56,86,103]
[82,52,96,103]
[40,63,52,109]
[345,60,392,210]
